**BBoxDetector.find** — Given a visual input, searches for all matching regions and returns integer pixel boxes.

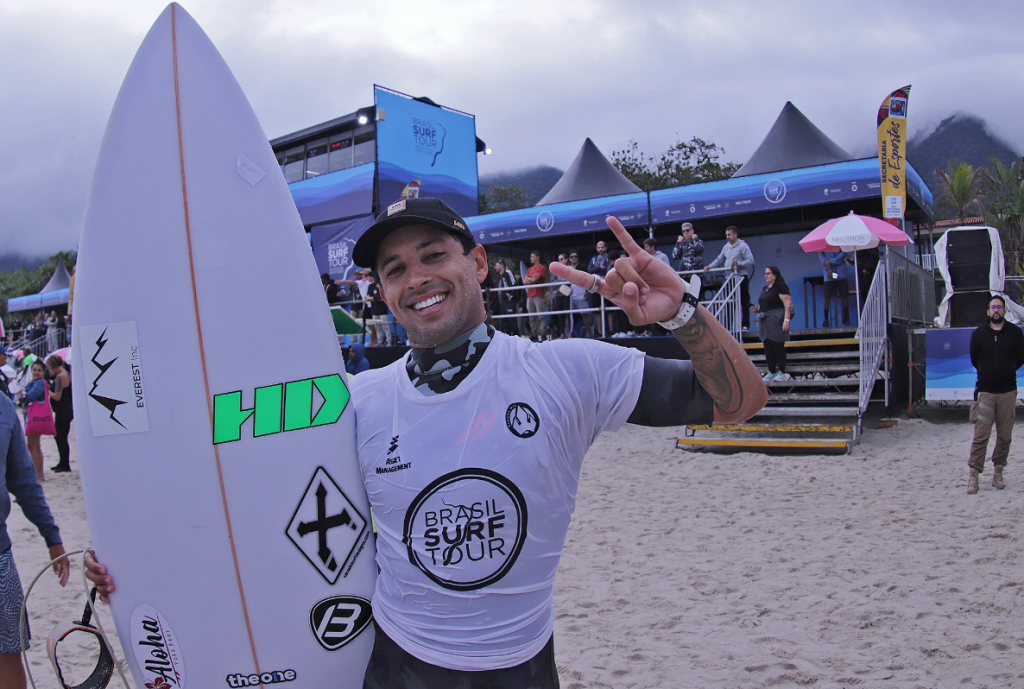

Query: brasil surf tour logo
[403,468,528,591]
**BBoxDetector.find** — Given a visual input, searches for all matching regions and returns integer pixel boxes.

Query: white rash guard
[350,332,644,671]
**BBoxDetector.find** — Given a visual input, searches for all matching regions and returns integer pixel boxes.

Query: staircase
[677,327,879,453]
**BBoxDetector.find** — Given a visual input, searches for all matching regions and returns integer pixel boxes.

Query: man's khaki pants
[968,390,1017,472]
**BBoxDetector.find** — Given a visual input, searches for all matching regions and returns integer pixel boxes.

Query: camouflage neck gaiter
[406,320,495,396]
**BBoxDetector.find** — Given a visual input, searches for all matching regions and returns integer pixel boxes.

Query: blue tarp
[289,163,375,226]
[466,192,649,244]
[7,288,70,313]
[466,158,934,243]
[651,158,933,225]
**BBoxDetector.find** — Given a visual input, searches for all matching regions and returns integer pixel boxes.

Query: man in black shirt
[0,346,9,399]
[967,295,1024,494]
[321,273,340,304]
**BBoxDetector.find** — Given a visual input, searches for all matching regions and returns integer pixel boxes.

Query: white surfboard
[71,5,376,688]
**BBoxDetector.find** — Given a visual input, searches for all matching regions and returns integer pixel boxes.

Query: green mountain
[909,114,1020,198]
[480,165,563,208]
[0,254,47,274]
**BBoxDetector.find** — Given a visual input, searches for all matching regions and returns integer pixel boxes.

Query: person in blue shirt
[0,391,69,689]
[346,343,370,375]
[819,251,850,327]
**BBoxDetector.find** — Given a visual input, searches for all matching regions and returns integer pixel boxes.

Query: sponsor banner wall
[465,192,649,244]
[925,327,1024,401]
[877,85,912,221]
[311,215,375,278]
[288,162,375,226]
[7,287,70,313]
[650,158,886,224]
[374,86,479,218]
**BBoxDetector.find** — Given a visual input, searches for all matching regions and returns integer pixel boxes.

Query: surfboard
[70,5,376,688]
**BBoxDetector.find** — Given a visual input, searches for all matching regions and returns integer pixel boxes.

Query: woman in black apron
[751,265,793,382]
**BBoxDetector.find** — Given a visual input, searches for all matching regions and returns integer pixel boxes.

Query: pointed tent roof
[732,102,854,178]
[536,138,642,206]
[39,262,71,293]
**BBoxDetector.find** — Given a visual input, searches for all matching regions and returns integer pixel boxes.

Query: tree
[981,156,1024,275]
[480,184,529,214]
[935,158,983,221]
[611,136,740,192]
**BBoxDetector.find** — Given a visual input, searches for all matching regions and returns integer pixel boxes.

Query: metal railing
[859,260,888,414]
[703,271,744,341]
[886,248,936,326]
[484,267,740,339]
[7,331,66,359]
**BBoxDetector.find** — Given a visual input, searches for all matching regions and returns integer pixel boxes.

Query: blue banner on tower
[374,86,479,218]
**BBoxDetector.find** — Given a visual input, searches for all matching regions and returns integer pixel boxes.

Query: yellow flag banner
[877,85,911,222]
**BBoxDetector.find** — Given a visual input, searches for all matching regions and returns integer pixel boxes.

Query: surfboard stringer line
[171,4,264,681]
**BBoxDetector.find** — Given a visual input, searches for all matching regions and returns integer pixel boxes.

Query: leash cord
[19,549,132,689]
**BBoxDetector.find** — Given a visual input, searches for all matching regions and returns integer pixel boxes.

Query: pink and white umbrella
[799,212,911,252]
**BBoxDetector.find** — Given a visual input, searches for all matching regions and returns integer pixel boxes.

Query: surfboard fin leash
[19,549,131,689]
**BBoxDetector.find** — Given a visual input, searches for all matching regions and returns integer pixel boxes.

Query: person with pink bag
[21,361,55,482]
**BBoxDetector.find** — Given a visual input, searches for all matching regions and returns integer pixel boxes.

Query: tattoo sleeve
[671,306,746,416]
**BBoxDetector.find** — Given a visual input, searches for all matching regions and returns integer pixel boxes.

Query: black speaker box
[945,229,993,291]
[948,263,991,291]
[946,228,992,249]
[950,291,993,328]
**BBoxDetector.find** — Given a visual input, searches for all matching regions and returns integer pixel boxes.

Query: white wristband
[658,274,701,330]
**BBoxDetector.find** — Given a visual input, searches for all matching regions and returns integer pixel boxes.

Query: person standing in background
[0,347,10,399]
[45,355,72,473]
[704,226,755,330]
[819,250,850,327]
[966,295,1024,494]
[672,223,704,273]
[44,312,59,353]
[643,238,671,266]
[551,254,572,339]
[750,266,792,382]
[568,252,592,338]
[0,388,68,689]
[524,251,548,341]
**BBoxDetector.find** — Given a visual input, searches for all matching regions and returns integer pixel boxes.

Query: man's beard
[990,314,1005,324]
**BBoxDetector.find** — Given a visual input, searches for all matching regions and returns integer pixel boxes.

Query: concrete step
[743,338,859,351]
[677,437,850,451]
[747,350,862,362]
[765,392,859,402]
[685,422,856,433]
[758,364,860,375]
[753,406,859,417]
[762,377,859,388]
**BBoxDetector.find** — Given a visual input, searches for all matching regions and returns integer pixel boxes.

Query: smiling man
[88,197,766,688]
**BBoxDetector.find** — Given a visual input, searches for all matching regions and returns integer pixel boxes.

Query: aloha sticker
[130,604,185,688]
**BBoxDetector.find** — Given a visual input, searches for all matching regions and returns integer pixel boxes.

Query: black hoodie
[970,319,1024,394]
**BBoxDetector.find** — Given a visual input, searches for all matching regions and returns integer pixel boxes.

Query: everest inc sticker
[130,604,185,688]
[403,468,528,591]
[81,321,150,436]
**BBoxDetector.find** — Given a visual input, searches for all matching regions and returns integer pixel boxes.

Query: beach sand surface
[8,413,1024,688]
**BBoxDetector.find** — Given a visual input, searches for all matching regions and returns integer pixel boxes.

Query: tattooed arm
[671,305,766,422]
[550,217,766,425]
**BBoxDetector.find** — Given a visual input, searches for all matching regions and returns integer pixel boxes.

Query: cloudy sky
[2,0,1022,258]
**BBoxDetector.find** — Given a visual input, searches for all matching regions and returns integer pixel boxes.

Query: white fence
[859,260,888,414]
[485,267,743,340]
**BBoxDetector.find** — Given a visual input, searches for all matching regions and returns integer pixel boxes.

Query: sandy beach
[9,411,1024,688]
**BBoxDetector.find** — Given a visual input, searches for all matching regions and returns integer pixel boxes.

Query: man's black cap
[353,197,475,269]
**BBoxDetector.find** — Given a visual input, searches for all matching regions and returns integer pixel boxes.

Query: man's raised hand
[549,217,685,326]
